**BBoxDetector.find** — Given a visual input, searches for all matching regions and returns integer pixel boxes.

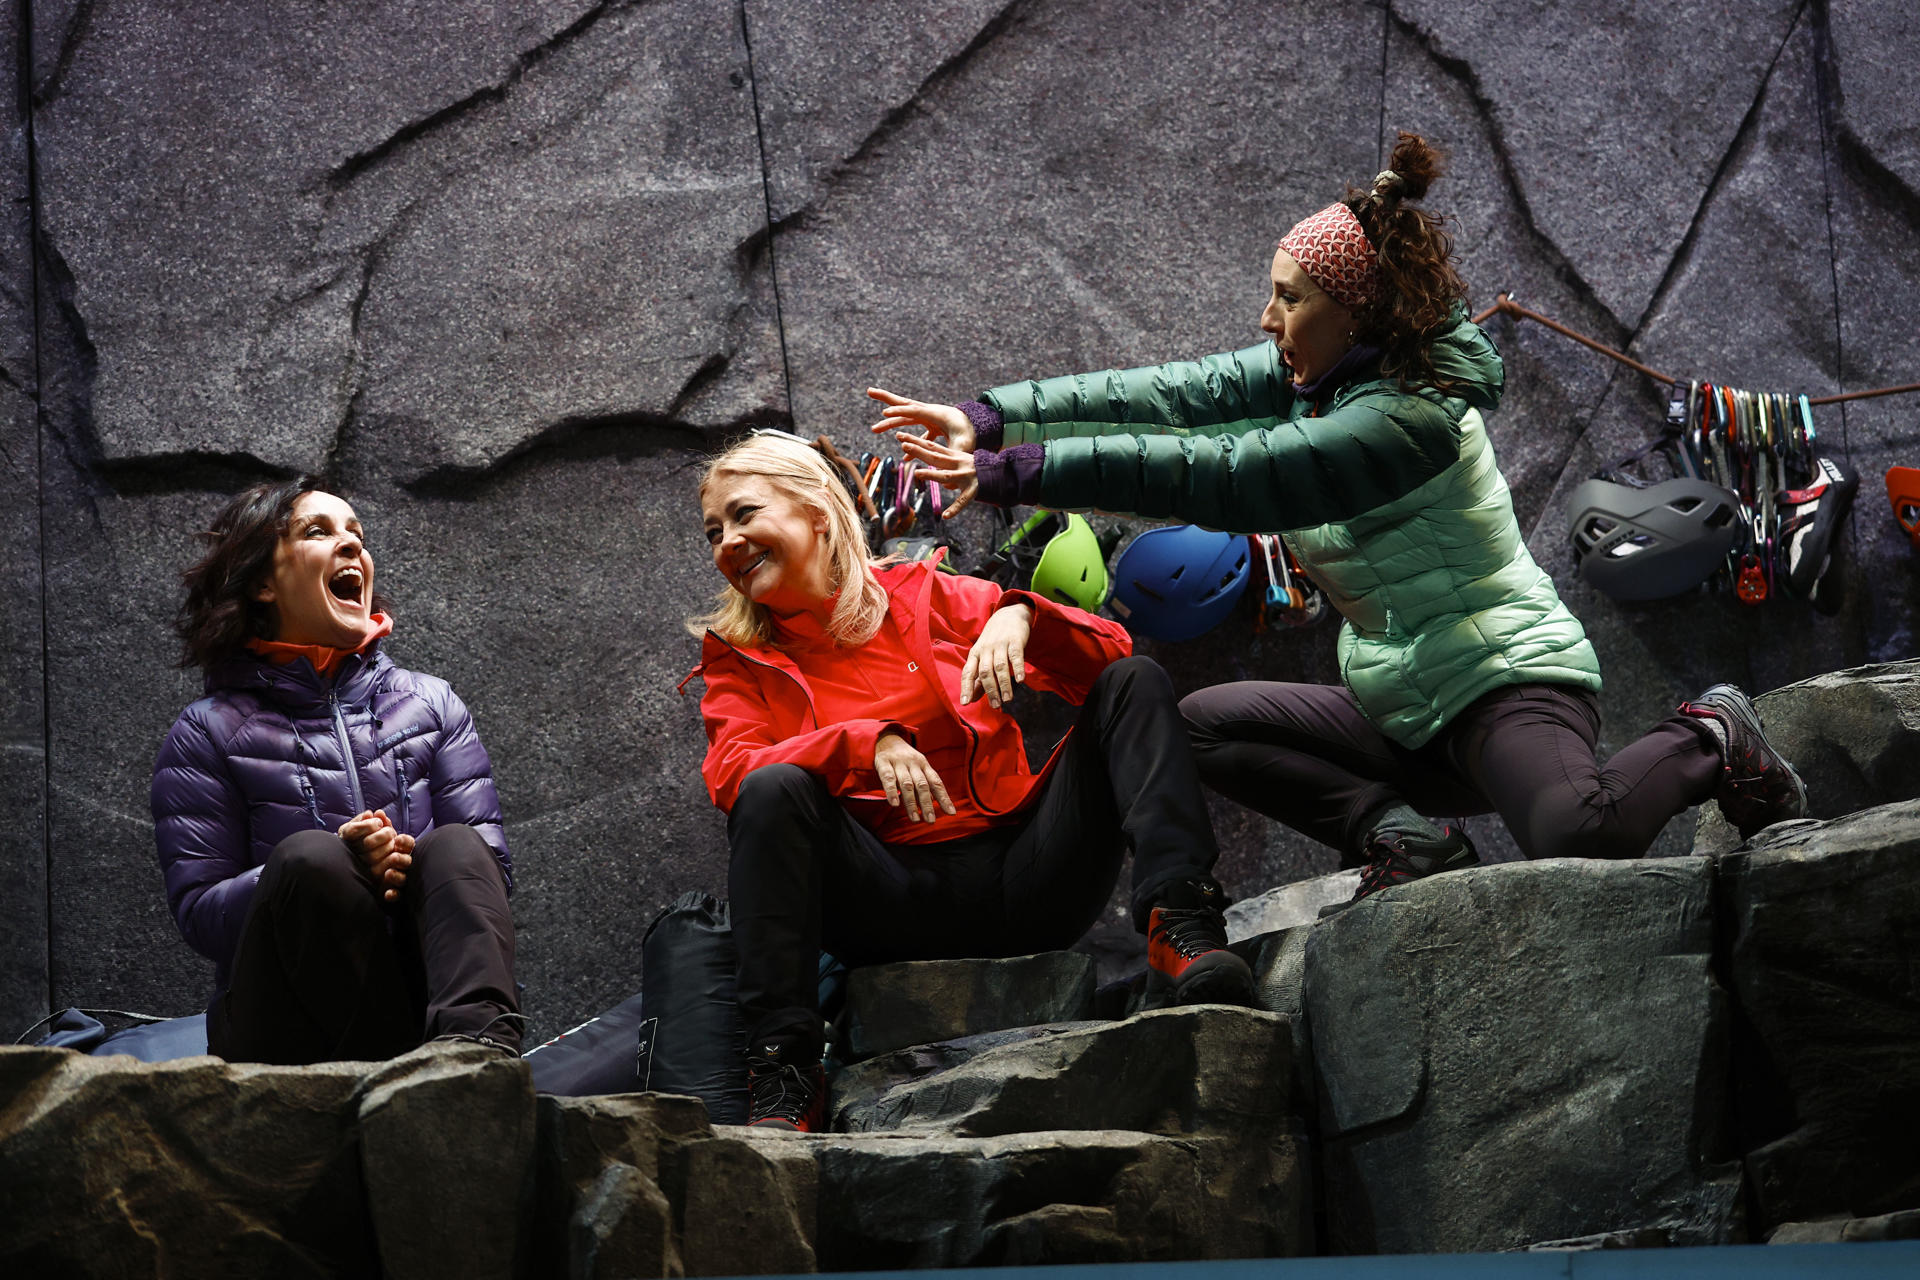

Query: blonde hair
[687,432,890,648]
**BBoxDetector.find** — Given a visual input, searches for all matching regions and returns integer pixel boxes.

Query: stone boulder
[782,1128,1306,1268]
[1717,800,1920,1231]
[843,951,1095,1061]
[832,1004,1291,1138]
[1304,857,1742,1254]
[355,1043,537,1280]
[1694,660,1920,855]
[533,1091,815,1278]
[1234,924,1318,1107]
[0,1048,377,1276]
[1768,1209,1920,1245]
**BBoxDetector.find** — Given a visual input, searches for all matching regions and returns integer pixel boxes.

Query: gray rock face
[844,951,1095,1061]
[799,1128,1308,1268]
[1829,0,1920,198]
[356,1043,537,1280]
[1718,800,1920,1231]
[532,1091,710,1277]
[30,0,781,478]
[1305,857,1742,1253]
[1,11,46,1038]
[1768,1208,1920,1245]
[834,1004,1291,1138]
[1394,0,1801,329]
[0,1048,377,1276]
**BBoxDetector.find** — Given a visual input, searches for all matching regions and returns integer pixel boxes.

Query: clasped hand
[338,809,414,902]
[866,387,981,518]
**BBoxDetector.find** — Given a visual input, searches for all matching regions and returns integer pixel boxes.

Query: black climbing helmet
[1567,477,1744,600]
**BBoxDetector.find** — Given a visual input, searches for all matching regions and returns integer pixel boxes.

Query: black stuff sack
[638,891,748,1124]
[524,990,647,1096]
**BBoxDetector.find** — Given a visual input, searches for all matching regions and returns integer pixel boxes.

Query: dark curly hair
[1343,132,1471,392]
[175,476,389,670]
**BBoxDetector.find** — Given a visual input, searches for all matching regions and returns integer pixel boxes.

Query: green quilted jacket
[981,314,1601,748]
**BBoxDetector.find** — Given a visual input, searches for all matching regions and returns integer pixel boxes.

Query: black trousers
[1180,680,1722,864]
[729,655,1218,1059]
[207,824,521,1064]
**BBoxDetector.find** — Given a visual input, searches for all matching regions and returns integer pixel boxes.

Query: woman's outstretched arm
[986,343,1293,444]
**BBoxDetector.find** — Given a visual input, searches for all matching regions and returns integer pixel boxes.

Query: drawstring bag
[634,892,849,1121]
[638,891,749,1123]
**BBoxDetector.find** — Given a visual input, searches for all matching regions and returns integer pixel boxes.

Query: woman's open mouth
[328,567,365,608]
[736,550,770,581]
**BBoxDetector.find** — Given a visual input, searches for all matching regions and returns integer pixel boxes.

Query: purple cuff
[973,442,1046,507]
[957,400,1004,451]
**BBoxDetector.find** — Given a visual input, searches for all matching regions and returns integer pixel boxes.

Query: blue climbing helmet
[1108,525,1250,642]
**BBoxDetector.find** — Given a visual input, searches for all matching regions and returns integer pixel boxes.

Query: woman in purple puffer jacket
[152,477,521,1064]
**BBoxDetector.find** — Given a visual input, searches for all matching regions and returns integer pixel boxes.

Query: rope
[1469,293,1920,406]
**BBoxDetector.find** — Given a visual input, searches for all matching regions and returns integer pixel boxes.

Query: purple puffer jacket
[151,644,511,1002]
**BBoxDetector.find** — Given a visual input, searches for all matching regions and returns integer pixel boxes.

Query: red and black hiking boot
[746,1042,827,1133]
[1322,820,1479,917]
[1146,877,1254,1007]
[1679,683,1808,839]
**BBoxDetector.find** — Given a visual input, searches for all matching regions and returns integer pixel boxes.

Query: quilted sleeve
[151,707,260,967]
[1036,388,1463,532]
[425,685,513,893]
[984,343,1294,444]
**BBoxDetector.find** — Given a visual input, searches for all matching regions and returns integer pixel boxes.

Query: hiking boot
[1146,877,1254,1007]
[1321,820,1478,917]
[1678,683,1808,838]
[746,1042,827,1133]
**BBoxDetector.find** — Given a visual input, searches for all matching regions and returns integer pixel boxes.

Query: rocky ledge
[3,662,1918,1276]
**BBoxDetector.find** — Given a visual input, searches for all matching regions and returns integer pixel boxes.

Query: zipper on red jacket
[701,630,822,730]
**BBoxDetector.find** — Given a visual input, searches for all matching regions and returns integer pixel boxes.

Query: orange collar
[247,613,393,678]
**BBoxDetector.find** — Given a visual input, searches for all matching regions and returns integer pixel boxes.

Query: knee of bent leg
[1178,686,1231,751]
[1097,654,1166,691]
[413,823,502,883]
[733,763,826,813]
[1520,819,1628,863]
[263,830,369,911]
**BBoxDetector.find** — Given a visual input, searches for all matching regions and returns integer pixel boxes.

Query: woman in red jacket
[686,431,1251,1130]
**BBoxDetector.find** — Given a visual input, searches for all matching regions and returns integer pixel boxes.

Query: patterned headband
[1277,202,1379,310]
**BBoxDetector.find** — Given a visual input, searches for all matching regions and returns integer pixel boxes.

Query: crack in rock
[319,0,635,196]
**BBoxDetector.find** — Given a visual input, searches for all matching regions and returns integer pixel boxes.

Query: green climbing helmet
[1024,511,1109,613]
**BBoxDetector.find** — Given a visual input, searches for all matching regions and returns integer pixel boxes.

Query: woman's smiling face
[702,473,834,617]
[256,491,375,647]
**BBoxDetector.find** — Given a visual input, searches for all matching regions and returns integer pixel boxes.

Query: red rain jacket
[684,557,1132,844]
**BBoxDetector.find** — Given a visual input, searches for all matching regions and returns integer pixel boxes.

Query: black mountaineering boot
[1145,877,1254,1007]
[746,1040,827,1133]
[1678,683,1809,839]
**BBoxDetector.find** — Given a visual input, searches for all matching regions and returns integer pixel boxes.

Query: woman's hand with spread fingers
[873,731,957,825]
[960,603,1033,709]
[866,387,975,453]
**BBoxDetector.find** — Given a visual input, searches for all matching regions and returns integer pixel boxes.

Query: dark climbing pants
[729,656,1218,1061]
[1180,680,1721,865]
[207,823,521,1064]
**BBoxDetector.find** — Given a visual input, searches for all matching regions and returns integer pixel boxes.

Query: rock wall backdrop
[3,0,1918,1042]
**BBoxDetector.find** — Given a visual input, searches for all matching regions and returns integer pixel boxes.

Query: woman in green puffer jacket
[871,133,1808,907]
